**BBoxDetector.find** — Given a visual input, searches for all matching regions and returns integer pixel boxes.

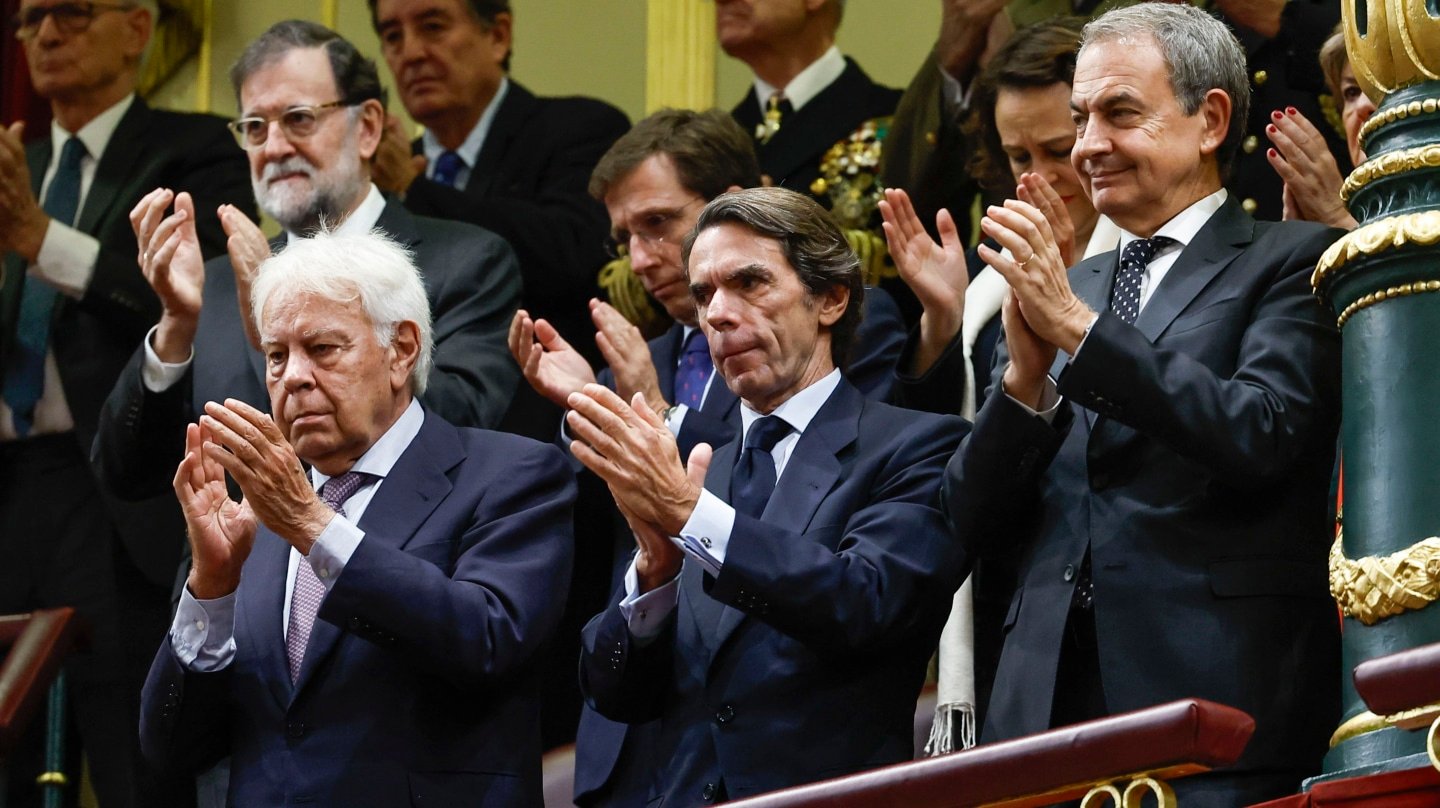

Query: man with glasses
[0,1,251,805]
[365,0,629,440]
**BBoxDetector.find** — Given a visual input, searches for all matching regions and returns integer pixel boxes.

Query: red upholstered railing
[726,698,1254,808]
[0,608,79,756]
[1353,641,1440,720]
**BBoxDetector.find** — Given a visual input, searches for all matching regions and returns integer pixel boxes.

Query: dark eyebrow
[725,263,773,285]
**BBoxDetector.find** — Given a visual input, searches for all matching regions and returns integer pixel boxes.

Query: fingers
[532,317,575,353]
[685,443,713,489]
[979,202,1053,268]
[130,187,175,260]
[590,298,634,336]
[936,207,962,251]
[507,309,533,362]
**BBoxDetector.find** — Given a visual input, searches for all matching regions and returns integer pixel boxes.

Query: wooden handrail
[0,608,79,757]
[726,699,1254,807]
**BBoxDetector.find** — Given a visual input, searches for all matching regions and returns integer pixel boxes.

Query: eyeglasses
[227,101,352,151]
[11,1,132,40]
[604,198,704,260]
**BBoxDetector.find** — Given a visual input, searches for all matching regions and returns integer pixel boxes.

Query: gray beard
[252,152,367,235]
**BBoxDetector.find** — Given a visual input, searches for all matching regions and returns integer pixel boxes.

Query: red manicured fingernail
[1287,106,1298,115]
[1268,148,1277,157]
[1267,124,1277,134]
[1271,110,1283,120]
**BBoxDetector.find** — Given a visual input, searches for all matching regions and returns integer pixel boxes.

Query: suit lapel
[239,532,293,710]
[75,100,150,235]
[751,60,877,188]
[291,412,460,697]
[710,383,859,655]
[372,197,424,250]
[1132,199,1252,343]
[467,83,536,201]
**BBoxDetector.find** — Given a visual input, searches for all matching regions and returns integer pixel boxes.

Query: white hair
[250,229,434,394]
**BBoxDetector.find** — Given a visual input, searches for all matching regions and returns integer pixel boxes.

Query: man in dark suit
[138,229,574,806]
[93,20,521,509]
[366,0,629,437]
[568,186,966,805]
[0,1,252,804]
[946,6,1341,804]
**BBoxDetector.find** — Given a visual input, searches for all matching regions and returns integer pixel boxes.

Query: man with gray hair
[0,1,252,804]
[946,4,1341,802]
[138,229,574,806]
[94,20,521,508]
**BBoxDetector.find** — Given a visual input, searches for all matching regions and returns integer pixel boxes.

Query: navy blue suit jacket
[139,411,575,806]
[580,381,965,803]
[946,198,1342,782]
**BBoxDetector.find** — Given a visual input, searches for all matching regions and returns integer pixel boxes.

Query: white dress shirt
[0,94,136,440]
[752,46,846,113]
[620,369,843,639]
[170,399,426,672]
[420,77,509,192]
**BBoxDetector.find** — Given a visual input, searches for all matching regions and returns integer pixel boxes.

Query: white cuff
[141,325,194,393]
[171,588,238,672]
[676,488,733,576]
[664,403,689,437]
[307,513,361,589]
[32,220,98,299]
[619,560,679,641]
[1003,369,1063,424]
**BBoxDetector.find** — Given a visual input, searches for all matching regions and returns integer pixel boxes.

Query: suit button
[1242,197,1258,214]
[702,783,717,801]
[1242,135,1259,154]
[1063,564,1076,582]
[285,721,306,739]
[1253,69,1268,86]
[716,704,735,724]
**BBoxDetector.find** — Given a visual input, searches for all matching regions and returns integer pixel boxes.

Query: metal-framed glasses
[227,101,352,151]
[11,1,132,40]
[604,198,704,259]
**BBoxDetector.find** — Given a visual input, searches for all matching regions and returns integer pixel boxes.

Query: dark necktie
[4,136,86,436]
[431,150,465,188]
[672,330,713,410]
[287,470,371,683]
[730,415,793,520]
[1109,236,1174,324]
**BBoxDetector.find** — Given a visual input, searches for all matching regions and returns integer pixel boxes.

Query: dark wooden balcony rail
[725,699,1254,808]
[0,608,78,757]
[1351,641,1440,771]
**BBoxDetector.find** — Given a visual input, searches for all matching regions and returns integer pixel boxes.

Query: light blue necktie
[5,137,85,436]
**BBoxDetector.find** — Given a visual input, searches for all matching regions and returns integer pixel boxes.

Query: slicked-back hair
[365,0,513,71]
[252,229,434,394]
[966,16,1085,192]
[229,20,387,109]
[1081,3,1250,177]
[681,187,863,370]
[589,108,761,202]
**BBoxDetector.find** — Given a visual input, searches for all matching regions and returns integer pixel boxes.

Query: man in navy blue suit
[138,230,574,806]
[568,187,966,805]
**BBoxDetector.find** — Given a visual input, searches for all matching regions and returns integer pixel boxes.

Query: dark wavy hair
[964,16,1085,193]
[230,20,386,108]
[589,108,762,202]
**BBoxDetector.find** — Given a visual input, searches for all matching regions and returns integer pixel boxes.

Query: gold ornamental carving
[1335,279,1440,328]
[1311,211,1440,292]
[1080,777,1177,808]
[1340,144,1440,203]
[1344,0,1440,99]
[1358,97,1440,151]
[1329,527,1440,626]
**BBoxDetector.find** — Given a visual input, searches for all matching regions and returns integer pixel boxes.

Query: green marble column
[1313,0,1440,778]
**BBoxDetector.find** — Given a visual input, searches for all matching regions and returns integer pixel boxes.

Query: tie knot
[1120,236,1174,270]
[432,150,464,187]
[58,137,86,169]
[319,471,371,512]
[744,415,792,453]
[683,330,709,355]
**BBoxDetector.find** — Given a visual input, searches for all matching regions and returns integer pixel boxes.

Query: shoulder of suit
[509,87,630,132]
[409,210,510,250]
[143,107,234,135]
[1250,218,1343,257]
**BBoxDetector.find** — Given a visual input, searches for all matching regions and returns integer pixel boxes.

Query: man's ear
[122,5,152,61]
[356,99,386,161]
[485,12,513,67]
[815,283,850,328]
[389,320,421,391]
[1198,88,1232,158]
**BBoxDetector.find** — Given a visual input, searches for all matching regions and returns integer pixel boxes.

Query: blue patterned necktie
[730,416,793,520]
[1110,236,1174,324]
[287,471,371,683]
[4,136,86,436]
[431,150,465,188]
[673,330,713,410]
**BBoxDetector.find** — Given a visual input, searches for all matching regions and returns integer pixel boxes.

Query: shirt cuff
[1003,369,1064,424]
[619,560,679,642]
[664,403,689,437]
[307,513,361,589]
[141,325,194,393]
[676,489,733,576]
[32,220,98,298]
[171,588,238,672]
[941,69,972,117]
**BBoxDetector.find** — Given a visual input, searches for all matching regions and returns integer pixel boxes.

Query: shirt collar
[284,183,387,245]
[51,93,134,164]
[753,46,845,114]
[1118,188,1228,256]
[739,367,841,439]
[311,397,424,491]
[421,76,509,170]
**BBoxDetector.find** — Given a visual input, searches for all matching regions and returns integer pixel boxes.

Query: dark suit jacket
[580,381,966,804]
[945,197,1342,779]
[93,197,522,504]
[139,411,575,806]
[403,81,628,365]
[572,288,907,805]
[0,99,253,586]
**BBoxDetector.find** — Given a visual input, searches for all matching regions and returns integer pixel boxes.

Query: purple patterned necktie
[1110,236,1175,324]
[286,470,369,683]
[673,330,713,410]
